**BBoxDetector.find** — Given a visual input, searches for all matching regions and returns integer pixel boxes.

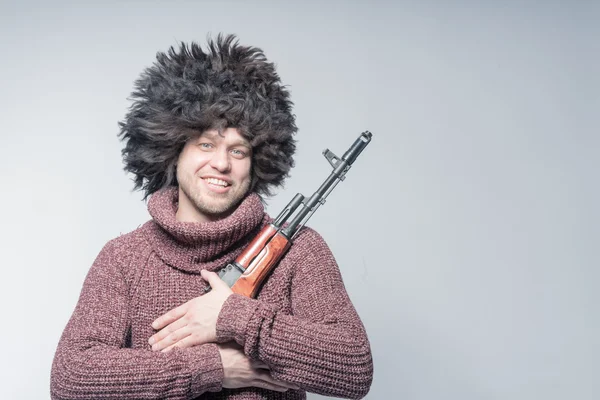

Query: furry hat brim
[118,34,297,199]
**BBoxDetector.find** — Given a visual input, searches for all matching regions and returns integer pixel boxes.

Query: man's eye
[230,149,247,158]
[199,143,213,149]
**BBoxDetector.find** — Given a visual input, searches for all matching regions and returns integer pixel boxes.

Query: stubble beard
[179,174,251,219]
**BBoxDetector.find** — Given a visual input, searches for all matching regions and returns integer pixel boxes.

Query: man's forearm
[214,227,374,400]
[216,294,372,400]
[51,337,223,400]
[51,240,224,400]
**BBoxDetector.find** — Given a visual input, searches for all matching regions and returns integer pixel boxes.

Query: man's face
[176,127,252,223]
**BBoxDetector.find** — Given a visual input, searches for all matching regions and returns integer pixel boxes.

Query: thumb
[201,269,230,290]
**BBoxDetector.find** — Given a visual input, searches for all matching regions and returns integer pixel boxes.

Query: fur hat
[118,34,297,199]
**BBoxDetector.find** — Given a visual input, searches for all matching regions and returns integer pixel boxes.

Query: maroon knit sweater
[50,187,373,400]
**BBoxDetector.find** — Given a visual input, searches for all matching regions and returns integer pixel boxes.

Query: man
[51,34,373,400]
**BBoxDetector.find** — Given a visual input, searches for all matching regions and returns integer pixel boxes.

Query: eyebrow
[200,131,251,148]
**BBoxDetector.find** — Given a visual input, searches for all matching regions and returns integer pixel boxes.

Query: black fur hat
[118,34,297,199]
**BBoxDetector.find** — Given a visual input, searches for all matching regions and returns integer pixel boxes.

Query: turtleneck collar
[144,186,268,274]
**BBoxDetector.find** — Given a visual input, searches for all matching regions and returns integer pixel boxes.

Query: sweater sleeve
[215,228,373,399]
[50,239,224,400]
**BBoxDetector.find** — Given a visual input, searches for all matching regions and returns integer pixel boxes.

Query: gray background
[0,1,598,399]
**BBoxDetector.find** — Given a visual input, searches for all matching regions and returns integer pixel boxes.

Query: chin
[195,199,235,217]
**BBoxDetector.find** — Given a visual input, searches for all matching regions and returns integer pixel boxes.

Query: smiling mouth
[203,177,231,188]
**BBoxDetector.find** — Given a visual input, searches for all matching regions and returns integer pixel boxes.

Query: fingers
[252,372,301,392]
[201,269,230,290]
[149,316,188,348]
[251,359,269,370]
[161,334,195,353]
[263,377,300,391]
[252,381,291,392]
[150,325,191,352]
[152,302,188,330]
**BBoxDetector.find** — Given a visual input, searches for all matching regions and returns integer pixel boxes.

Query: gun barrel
[273,193,305,229]
[342,131,372,165]
[281,131,372,238]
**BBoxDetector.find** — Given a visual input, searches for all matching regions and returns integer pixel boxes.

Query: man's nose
[209,149,231,172]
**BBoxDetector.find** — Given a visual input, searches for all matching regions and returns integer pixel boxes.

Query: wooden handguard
[230,224,292,298]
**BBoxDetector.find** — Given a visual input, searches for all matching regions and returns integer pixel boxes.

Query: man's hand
[149,270,232,352]
[219,342,300,392]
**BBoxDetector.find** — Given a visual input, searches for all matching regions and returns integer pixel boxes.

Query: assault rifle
[212,131,373,298]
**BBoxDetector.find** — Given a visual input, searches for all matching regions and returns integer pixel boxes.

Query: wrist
[215,294,259,345]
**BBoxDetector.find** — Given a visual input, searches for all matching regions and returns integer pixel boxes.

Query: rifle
[212,131,373,298]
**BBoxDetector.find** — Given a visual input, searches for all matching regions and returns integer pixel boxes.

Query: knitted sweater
[50,187,373,400]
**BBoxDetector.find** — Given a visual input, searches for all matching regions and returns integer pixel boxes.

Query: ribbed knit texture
[51,187,373,400]
[146,187,267,273]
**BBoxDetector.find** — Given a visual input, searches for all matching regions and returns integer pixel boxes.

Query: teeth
[205,178,229,187]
